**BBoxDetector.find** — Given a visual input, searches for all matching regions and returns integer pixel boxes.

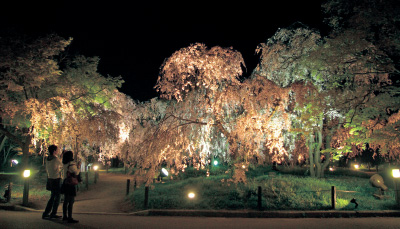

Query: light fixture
[354,164,359,169]
[23,170,31,178]
[213,160,218,166]
[161,168,169,176]
[188,192,195,199]
[93,165,99,171]
[393,169,400,178]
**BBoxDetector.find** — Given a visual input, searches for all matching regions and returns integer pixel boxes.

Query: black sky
[1,1,323,101]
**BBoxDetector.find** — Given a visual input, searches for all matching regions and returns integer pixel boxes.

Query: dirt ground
[33,173,134,213]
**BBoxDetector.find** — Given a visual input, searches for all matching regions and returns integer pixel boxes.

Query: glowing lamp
[393,169,400,178]
[23,170,31,178]
[329,167,334,171]
[242,165,246,169]
[188,192,195,199]
[354,164,360,169]
[161,168,169,176]
[12,159,18,165]
[93,165,99,171]
[213,161,218,166]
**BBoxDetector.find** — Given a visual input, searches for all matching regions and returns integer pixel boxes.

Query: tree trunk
[21,134,32,170]
[308,134,315,178]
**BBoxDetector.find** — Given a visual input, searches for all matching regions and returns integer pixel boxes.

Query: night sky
[1,1,323,101]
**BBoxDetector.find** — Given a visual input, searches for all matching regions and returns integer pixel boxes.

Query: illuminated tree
[0,34,124,169]
[0,34,72,168]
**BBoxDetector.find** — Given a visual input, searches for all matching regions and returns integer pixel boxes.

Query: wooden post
[23,179,29,206]
[6,182,12,203]
[144,186,149,209]
[331,186,336,209]
[257,186,262,210]
[85,172,89,190]
[126,179,130,196]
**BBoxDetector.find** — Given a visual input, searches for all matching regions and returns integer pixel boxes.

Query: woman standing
[62,151,80,223]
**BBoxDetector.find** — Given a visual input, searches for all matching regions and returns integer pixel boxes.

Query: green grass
[127,166,399,211]
[0,169,98,207]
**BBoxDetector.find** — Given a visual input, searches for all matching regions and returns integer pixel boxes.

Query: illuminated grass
[128,167,398,211]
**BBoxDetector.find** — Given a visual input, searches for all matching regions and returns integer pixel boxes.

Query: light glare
[188,192,195,199]
[393,169,400,178]
[23,170,30,178]
[161,168,169,176]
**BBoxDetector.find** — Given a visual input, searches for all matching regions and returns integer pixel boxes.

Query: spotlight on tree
[161,168,169,177]
[354,164,360,169]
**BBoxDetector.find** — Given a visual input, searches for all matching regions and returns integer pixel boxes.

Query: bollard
[331,186,336,209]
[6,182,12,203]
[126,179,130,196]
[85,172,89,190]
[94,171,98,184]
[144,186,149,209]
[257,186,262,210]
[23,179,29,206]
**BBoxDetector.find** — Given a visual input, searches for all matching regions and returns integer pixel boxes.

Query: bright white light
[23,170,30,178]
[93,165,99,171]
[213,161,218,166]
[329,167,334,171]
[188,192,195,199]
[242,165,246,169]
[12,159,18,165]
[354,164,359,169]
[161,168,169,176]
[393,169,400,178]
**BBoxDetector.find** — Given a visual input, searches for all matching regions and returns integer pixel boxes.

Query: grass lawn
[0,169,97,208]
[128,166,399,211]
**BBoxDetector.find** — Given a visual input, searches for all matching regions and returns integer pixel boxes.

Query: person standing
[42,145,62,219]
[62,151,80,223]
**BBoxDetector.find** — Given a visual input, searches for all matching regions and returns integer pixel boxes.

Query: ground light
[393,169,400,207]
[213,160,218,166]
[354,164,360,169]
[22,169,30,206]
[188,192,195,199]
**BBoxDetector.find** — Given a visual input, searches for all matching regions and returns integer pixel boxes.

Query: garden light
[93,165,99,171]
[161,168,169,176]
[23,169,31,178]
[213,160,218,166]
[11,159,18,165]
[392,169,400,178]
[329,167,334,171]
[242,165,246,169]
[188,192,195,199]
[354,164,359,169]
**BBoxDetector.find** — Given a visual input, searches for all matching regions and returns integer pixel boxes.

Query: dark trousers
[63,194,75,219]
[44,178,61,216]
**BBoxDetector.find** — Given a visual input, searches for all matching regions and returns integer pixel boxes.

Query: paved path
[34,172,132,214]
[3,211,400,229]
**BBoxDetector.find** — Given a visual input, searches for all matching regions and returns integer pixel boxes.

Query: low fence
[124,178,398,210]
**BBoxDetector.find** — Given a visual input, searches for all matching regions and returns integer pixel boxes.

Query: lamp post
[22,169,30,206]
[392,169,400,207]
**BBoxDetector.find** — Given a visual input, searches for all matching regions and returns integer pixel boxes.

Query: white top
[63,161,80,179]
[46,155,63,179]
